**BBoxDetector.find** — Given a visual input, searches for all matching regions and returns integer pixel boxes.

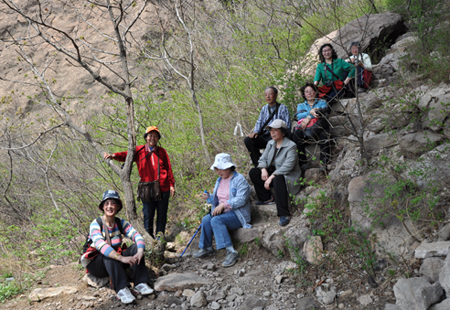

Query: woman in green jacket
[314,43,355,103]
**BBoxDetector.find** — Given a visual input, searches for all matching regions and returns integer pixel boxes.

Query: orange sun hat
[144,126,161,139]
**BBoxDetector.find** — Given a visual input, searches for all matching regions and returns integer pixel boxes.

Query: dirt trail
[3,243,395,310]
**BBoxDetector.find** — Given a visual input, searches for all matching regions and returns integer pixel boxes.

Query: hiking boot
[193,248,215,259]
[358,87,367,93]
[279,216,290,227]
[255,195,275,205]
[117,287,136,304]
[222,251,239,267]
[133,283,154,296]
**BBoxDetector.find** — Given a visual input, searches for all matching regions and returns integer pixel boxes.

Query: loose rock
[190,291,207,308]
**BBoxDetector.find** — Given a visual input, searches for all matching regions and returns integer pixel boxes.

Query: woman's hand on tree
[103,152,112,160]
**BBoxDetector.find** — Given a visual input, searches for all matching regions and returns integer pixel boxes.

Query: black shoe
[301,163,310,172]
[279,216,290,226]
[255,196,275,205]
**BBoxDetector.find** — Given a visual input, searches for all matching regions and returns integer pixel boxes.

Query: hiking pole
[180,223,202,258]
[180,190,209,258]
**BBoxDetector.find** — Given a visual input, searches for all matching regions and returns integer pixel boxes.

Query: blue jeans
[199,211,242,250]
[142,190,170,238]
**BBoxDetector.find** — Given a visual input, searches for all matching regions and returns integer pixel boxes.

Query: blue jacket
[296,99,328,120]
[207,171,252,228]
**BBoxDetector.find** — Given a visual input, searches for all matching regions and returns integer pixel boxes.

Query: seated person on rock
[193,153,251,268]
[82,190,153,304]
[249,119,301,227]
[244,86,291,167]
[345,41,373,93]
[292,82,331,173]
[314,43,355,103]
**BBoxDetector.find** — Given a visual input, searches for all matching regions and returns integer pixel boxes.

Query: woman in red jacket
[103,126,175,240]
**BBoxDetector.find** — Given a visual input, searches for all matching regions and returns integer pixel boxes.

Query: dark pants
[292,119,331,166]
[142,190,170,238]
[87,244,149,293]
[249,168,290,217]
[356,66,364,87]
[244,135,269,167]
[324,84,345,104]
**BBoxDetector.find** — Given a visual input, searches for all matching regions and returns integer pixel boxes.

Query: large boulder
[154,273,212,292]
[364,133,398,156]
[416,86,450,132]
[348,170,398,230]
[372,33,417,82]
[261,217,310,259]
[429,298,450,310]
[415,241,450,259]
[303,12,407,76]
[438,253,450,295]
[420,257,445,283]
[29,286,78,302]
[393,278,443,310]
[405,143,450,190]
[398,131,443,158]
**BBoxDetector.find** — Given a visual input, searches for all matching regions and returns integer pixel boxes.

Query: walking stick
[180,223,202,258]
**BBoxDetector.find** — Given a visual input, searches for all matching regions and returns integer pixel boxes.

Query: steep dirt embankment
[0,1,166,126]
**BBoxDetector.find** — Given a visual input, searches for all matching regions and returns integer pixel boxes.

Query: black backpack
[82,217,125,254]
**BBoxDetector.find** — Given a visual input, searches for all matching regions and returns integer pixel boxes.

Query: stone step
[251,202,278,222]
[230,222,266,244]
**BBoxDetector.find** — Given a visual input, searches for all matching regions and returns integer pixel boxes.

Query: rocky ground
[3,197,408,310]
[3,242,399,310]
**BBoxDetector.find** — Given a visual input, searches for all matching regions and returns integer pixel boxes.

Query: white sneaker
[134,283,154,295]
[116,286,136,304]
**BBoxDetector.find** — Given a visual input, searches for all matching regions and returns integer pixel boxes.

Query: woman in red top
[103,126,175,239]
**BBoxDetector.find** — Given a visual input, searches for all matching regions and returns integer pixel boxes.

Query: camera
[315,107,328,117]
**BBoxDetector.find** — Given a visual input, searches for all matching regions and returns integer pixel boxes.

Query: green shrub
[0,280,21,303]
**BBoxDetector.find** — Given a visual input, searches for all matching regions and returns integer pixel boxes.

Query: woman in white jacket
[345,41,372,92]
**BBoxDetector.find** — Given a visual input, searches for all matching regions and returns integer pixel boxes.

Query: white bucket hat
[265,119,287,130]
[210,153,236,170]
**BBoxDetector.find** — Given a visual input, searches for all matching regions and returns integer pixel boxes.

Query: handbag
[137,148,161,202]
[294,117,319,131]
[362,70,373,88]
[294,118,327,141]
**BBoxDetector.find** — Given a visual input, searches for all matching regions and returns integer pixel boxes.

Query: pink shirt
[217,177,232,213]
